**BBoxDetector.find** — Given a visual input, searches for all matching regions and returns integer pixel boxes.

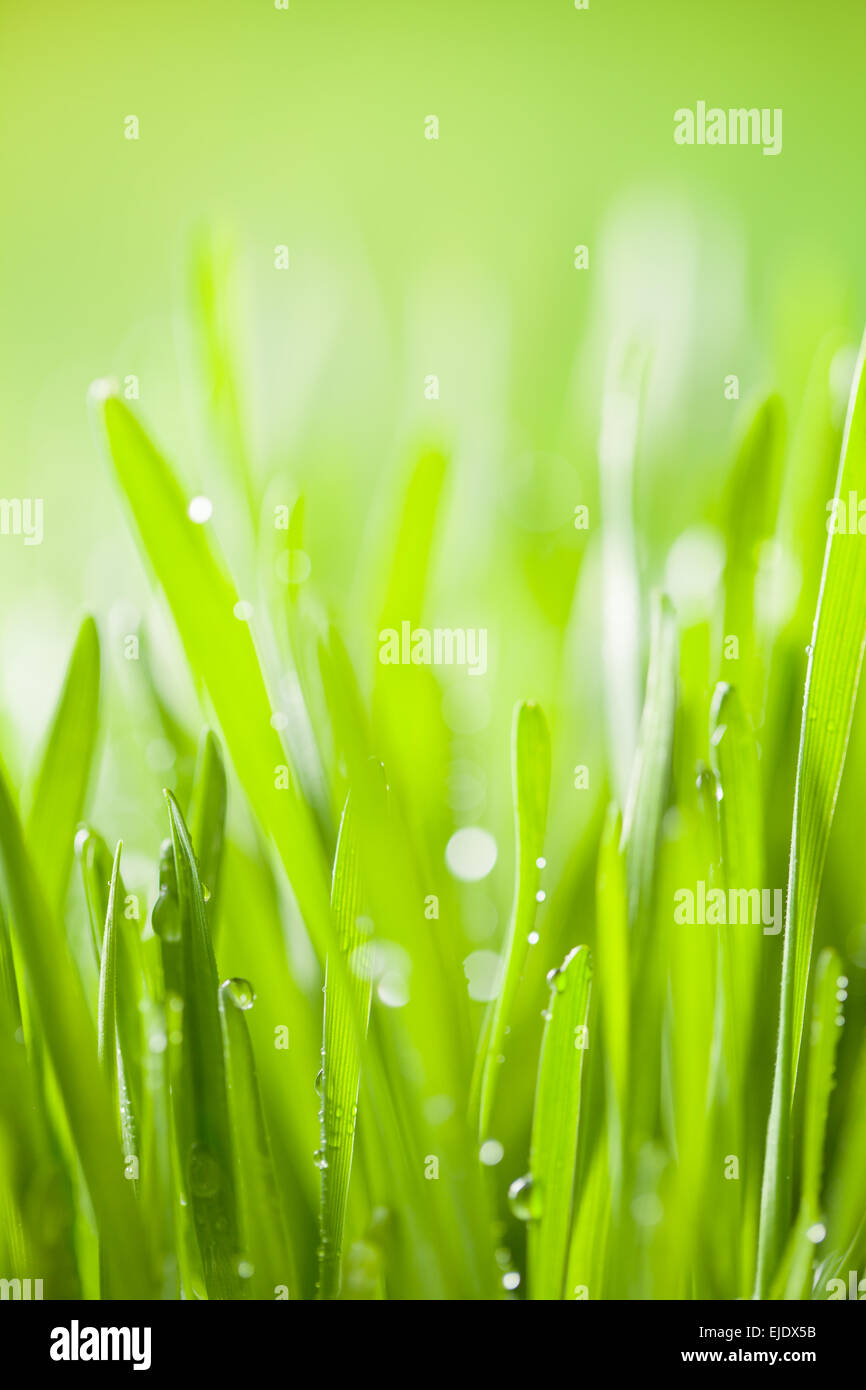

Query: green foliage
[0,283,864,1305]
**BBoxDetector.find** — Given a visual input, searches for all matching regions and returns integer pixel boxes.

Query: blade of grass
[164,789,241,1299]
[0,760,156,1297]
[774,949,843,1299]
[472,701,551,1140]
[524,944,591,1300]
[317,787,377,1299]
[219,978,295,1299]
[756,331,866,1296]
[189,728,228,942]
[93,390,335,963]
[26,616,100,920]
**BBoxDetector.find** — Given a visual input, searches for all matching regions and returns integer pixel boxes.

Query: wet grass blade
[473,701,551,1140]
[774,949,843,1299]
[219,978,294,1299]
[525,944,592,1300]
[26,616,100,920]
[189,729,228,941]
[164,789,241,1299]
[0,760,156,1297]
[756,334,866,1295]
[317,789,376,1299]
[94,391,335,963]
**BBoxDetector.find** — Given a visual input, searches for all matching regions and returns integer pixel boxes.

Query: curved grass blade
[525,944,592,1300]
[317,787,377,1299]
[219,979,294,1299]
[0,760,155,1297]
[472,701,551,1140]
[93,391,335,963]
[756,332,866,1295]
[26,616,100,920]
[164,789,241,1299]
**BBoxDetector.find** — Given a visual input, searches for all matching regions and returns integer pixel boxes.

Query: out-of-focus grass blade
[473,701,551,1140]
[219,978,294,1299]
[709,683,765,1117]
[190,230,257,530]
[621,593,678,937]
[523,944,591,1300]
[0,760,155,1297]
[756,333,866,1296]
[26,616,100,920]
[189,729,227,940]
[317,788,377,1300]
[94,391,334,962]
[774,949,843,1299]
[164,789,241,1299]
[719,395,784,712]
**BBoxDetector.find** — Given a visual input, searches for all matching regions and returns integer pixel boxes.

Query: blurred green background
[2,0,864,953]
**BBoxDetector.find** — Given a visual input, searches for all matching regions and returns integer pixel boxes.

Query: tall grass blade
[756,333,866,1295]
[473,701,551,1139]
[317,788,377,1299]
[525,944,591,1300]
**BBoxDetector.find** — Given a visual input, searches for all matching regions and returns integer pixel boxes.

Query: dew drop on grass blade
[772,948,844,1299]
[0,760,156,1297]
[94,391,336,966]
[472,701,551,1141]
[189,728,228,943]
[163,789,242,1299]
[756,330,866,1295]
[219,977,295,1300]
[317,786,378,1300]
[521,944,591,1300]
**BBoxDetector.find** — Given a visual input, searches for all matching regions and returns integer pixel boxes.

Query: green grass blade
[0,761,156,1297]
[774,949,843,1299]
[94,391,334,962]
[26,616,100,920]
[473,701,551,1140]
[621,592,678,937]
[756,333,866,1295]
[189,729,228,939]
[164,789,241,1299]
[317,789,376,1299]
[219,978,294,1299]
[595,806,629,1181]
[525,944,592,1300]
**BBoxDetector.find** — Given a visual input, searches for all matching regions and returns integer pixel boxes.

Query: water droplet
[535,856,546,869]
[502,1270,520,1291]
[508,1173,542,1222]
[313,1149,329,1171]
[222,978,256,1011]
[188,495,213,524]
[479,1139,504,1167]
[806,1222,826,1245]
[527,931,539,945]
[445,826,498,882]
[315,1068,324,1097]
[546,965,568,993]
[238,1260,255,1279]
